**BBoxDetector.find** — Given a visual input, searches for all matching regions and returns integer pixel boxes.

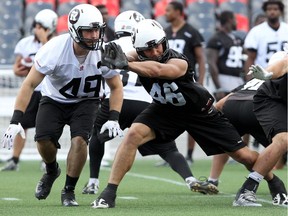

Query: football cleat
[0,160,19,171]
[61,189,79,207]
[268,175,288,205]
[91,189,116,209]
[233,189,262,207]
[82,183,99,194]
[187,179,219,195]
[207,179,219,187]
[35,167,61,200]
[272,193,288,206]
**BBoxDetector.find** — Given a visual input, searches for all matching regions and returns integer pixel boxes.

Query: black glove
[101,42,128,70]
[101,44,116,69]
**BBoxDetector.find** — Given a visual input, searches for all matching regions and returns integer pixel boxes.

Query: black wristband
[109,110,120,121]
[10,110,24,124]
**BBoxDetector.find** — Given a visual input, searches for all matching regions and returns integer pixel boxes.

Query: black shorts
[134,103,246,156]
[21,91,42,129]
[35,96,99,148]
[254,90,287,143]
[94,99,179,156]
[223,99,270,147]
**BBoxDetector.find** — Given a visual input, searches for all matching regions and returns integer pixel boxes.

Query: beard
[268,17,279,24]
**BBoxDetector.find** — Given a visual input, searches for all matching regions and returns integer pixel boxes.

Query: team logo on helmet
[69,9,80,24]
[132,12,142,23]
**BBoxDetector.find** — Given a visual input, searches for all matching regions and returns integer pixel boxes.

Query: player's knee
[272,132,288,150]
[230,148,258,169]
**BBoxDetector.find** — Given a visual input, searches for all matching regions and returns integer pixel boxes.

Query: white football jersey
[244,21,288,67]
[34,34,118,103]
[14,35,43,91]
[104,36,152,103]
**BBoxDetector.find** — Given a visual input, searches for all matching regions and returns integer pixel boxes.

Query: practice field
[0,160,287,216]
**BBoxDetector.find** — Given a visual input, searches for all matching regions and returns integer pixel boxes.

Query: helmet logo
[132,13,142,23]
[69,9,80,24]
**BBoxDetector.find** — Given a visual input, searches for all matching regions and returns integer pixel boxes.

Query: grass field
[0,159,287,216]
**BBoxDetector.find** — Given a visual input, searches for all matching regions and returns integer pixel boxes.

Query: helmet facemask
[73,23,106,50]
[136,37,169,61]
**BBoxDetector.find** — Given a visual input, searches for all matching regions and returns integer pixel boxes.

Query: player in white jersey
[244,0,288,77]
[1,4,123,207]
[83,11,218,197]
[1,9,58,172]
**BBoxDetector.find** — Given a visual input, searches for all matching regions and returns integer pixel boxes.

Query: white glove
[100,120,123,138]
[247,64,273,80]
[1,123,25,150]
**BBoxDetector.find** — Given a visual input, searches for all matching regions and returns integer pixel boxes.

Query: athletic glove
[100,120,123,138]
[101,42,128,70]
[1,123,25,150]
[248,64,273,80]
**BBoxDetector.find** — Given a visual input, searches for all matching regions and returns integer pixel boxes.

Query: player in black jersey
[163,1,206,165]
[207,10,245,102]
[234,54,288,207]
[91,19,274,209]
[206,78,287,205]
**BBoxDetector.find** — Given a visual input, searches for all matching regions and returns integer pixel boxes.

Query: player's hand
[1,123,25,150]
[248,64,273,80]
[101,42,128,70]
[100,120,123,138]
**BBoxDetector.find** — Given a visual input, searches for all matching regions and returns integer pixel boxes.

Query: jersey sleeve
[191,28,205,47]
[34,37,60,75]
[206,34,221,50]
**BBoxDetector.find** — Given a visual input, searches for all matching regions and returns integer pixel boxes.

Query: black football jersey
[138,49,214,112]
[207,31,244,77]
[259,73,287,103]
[228,78,264,101]
[165,23,204,71]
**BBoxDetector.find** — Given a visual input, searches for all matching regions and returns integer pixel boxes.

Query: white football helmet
[132,19,169,61]
[34,9,58,35]
[114,10,145,38]
[68,4,105,50]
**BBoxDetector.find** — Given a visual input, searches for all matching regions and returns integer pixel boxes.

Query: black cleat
[91,188,116,209]
[61,189,79,207]
[268,175,288,205]
[35,167,61,200]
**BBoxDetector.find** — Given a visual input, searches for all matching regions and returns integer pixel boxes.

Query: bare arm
[126,50,138,62]
[14,65,45,112]
[127,58,187,79]
[105,74,123,113]
[194,46,206,85]
[214,93,233,111]
[266,56,288,79]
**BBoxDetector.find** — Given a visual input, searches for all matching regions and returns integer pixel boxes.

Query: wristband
[109,110,120,121]
[10,110,24,124]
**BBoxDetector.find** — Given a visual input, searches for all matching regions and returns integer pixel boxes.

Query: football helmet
[33,9,58,35]
[68,4,105,50]
[132,19,169,61]
[114,10,145,38]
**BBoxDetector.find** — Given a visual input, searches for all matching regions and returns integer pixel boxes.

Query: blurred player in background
[244,0,288,79]
[1,9,58,171]
[96,4,115,42]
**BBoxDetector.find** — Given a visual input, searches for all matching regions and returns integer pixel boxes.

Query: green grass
[0,159,287,216]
